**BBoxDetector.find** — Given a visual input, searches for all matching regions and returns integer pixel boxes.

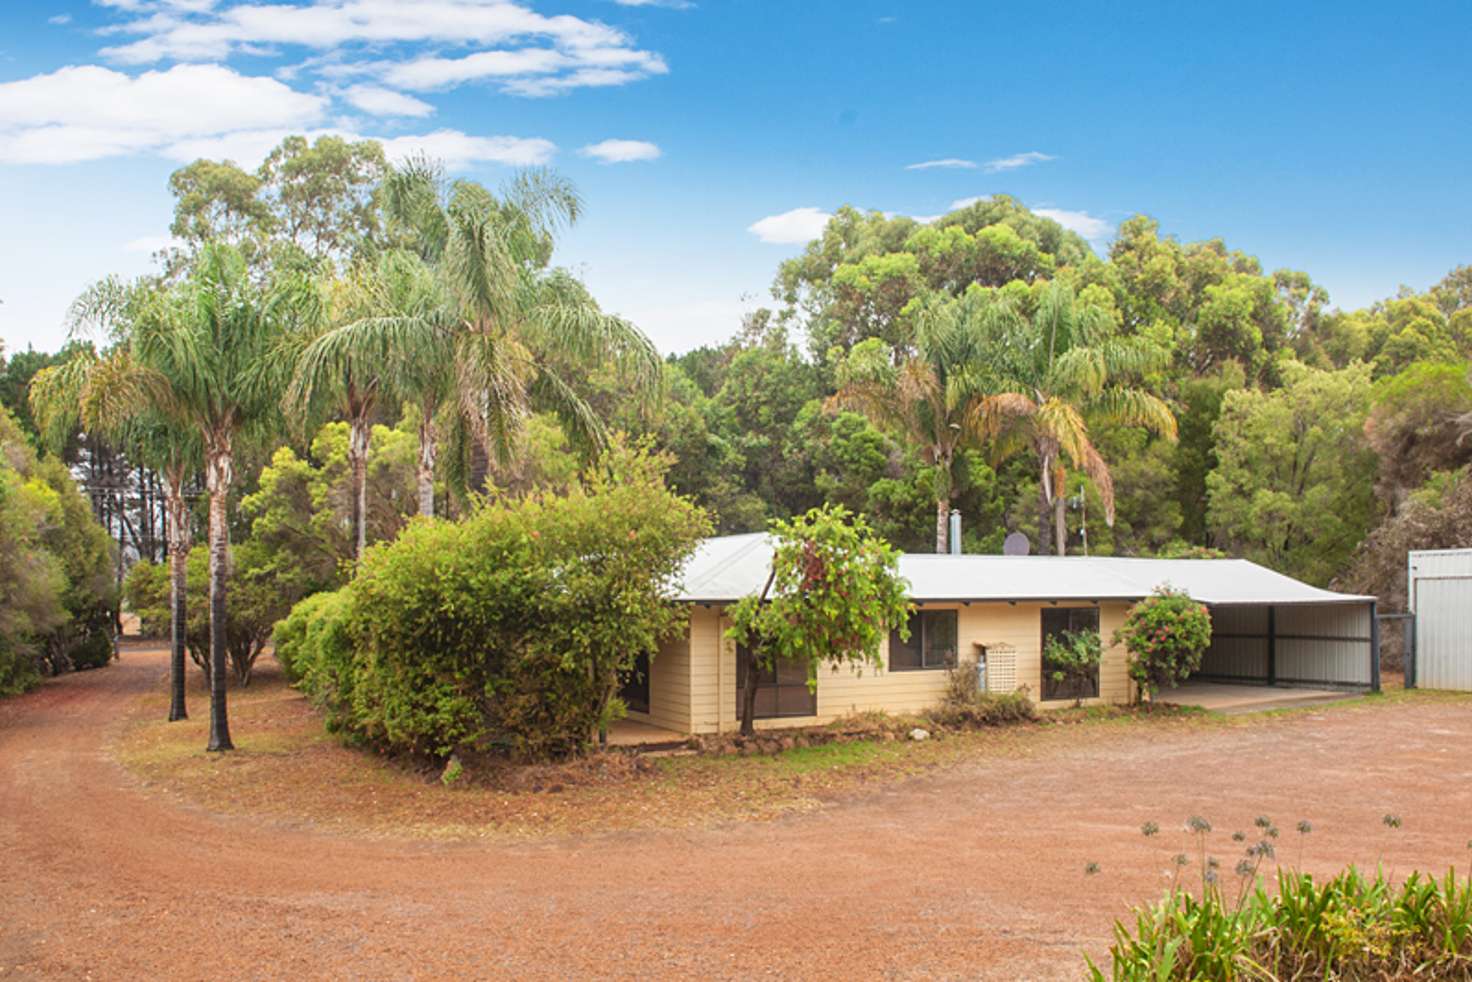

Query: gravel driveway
[3,647,1470,980]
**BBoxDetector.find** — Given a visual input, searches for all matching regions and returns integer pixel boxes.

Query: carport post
[1370,601,1381,693]
[1266,606,1276,686]
[1404,615,1416,689]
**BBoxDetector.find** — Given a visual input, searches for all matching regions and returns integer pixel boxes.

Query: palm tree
[981,282,1178,555]
[30,280,202,722]
[283,268,389,561]
[830,289,1009,552]
[128,244,291,750]
[376,160,662,495]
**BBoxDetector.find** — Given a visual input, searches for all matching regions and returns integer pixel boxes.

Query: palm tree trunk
[1037,455,1055,557]
[1053,494,1068,557]
[468,435,491,499]
[935,498,950,554]
[166,474,189,722]
[348,415,369,562]
[416,414,437,518]
[205,442,234,753]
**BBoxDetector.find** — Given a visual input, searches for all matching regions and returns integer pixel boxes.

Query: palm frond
[1090,388,1179,440]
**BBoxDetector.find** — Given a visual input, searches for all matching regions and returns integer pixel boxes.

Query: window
[1041,607,1100,701]
[889,610,959,671]
[735,646,816,718]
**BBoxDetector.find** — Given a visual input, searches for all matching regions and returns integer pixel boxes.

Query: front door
[619,651,650,714]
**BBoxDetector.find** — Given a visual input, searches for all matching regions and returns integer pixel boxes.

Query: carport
[1125,559,1381,695]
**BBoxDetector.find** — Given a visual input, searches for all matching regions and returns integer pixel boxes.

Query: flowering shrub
[1114,586,1212,701]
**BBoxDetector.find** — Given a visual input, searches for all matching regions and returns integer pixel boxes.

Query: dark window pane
[889,612,922,670]
[735,646,816,718]
[923,611,958,668]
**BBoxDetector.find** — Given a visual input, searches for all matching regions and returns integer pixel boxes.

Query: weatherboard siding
[660,600,1135,735]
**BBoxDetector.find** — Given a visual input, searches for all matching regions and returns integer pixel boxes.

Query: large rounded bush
[287,445,711,761]
[1114,586,1213,700]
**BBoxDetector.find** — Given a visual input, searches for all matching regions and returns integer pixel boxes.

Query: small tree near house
[1113,585,1213,702]
[727,505,911,737]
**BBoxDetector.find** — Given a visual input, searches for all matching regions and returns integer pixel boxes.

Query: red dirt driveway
[3,649,1471,980]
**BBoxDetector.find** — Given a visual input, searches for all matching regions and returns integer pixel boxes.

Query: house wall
[659,600,1135,735]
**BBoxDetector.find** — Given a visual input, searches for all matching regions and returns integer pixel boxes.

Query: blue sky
[1,0,1469,358]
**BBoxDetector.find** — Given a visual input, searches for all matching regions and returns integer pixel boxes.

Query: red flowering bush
[1114,586,1213,701]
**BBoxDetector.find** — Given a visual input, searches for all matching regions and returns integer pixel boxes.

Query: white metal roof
[675,534,1374,606]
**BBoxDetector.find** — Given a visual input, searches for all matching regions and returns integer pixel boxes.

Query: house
[621,533,1380,735]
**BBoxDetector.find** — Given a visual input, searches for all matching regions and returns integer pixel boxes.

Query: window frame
[1040,606,1102,702]
[735,645,817,719]
[889,608,960,672]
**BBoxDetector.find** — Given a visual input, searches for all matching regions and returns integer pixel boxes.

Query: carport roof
[675,533,1374,606]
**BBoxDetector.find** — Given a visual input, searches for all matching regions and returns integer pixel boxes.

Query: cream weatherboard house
[620,534,1380,735]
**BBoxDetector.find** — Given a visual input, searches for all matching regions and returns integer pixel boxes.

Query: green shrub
[271,589,339,686]
[64,616,114,670]
[1114,587,1213,701]
[929,663,1036,728]
[1093,867,1472,980]
[292,443,711,761]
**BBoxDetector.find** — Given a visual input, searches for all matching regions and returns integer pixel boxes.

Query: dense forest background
[3,135,1470,629]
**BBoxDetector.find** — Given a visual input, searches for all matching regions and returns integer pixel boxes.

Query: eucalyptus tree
[981,281,1178,555]
[830,287,1010,552]
[30,279,203,722]
[375,159,662,496]
[127,244,294,750]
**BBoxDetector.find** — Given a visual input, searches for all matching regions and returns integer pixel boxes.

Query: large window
[735,646,816,718]
[1041,607,1101,701]
[890,609,959,671]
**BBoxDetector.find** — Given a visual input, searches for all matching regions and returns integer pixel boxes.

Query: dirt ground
[3,646,1471,980]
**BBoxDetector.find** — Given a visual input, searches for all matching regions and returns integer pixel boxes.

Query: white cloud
[99,0,633,64]
[579,138,660,163]
[377,44,667,95]
[87,0,671,99]
[949,196,983,210]
[48,14,73,25]
[340,84,434,117]
[614,0,694,8]
[377,129,555,168]
[983,150,1055,173]
[748,207,831,245]
[905,157,975,170]
[1033,207,1112,241]
[0,63,327,164]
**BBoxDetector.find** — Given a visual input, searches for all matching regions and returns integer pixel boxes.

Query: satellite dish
[1003,532,1030,556]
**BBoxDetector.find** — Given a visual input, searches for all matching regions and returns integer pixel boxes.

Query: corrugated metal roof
[675,534,1373,606]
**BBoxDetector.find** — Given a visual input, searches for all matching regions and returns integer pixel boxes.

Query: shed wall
[1409,549,1472,691]
[1198,602,1374,688]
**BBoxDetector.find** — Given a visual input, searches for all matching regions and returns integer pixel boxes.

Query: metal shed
[1408,549,1472,691]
